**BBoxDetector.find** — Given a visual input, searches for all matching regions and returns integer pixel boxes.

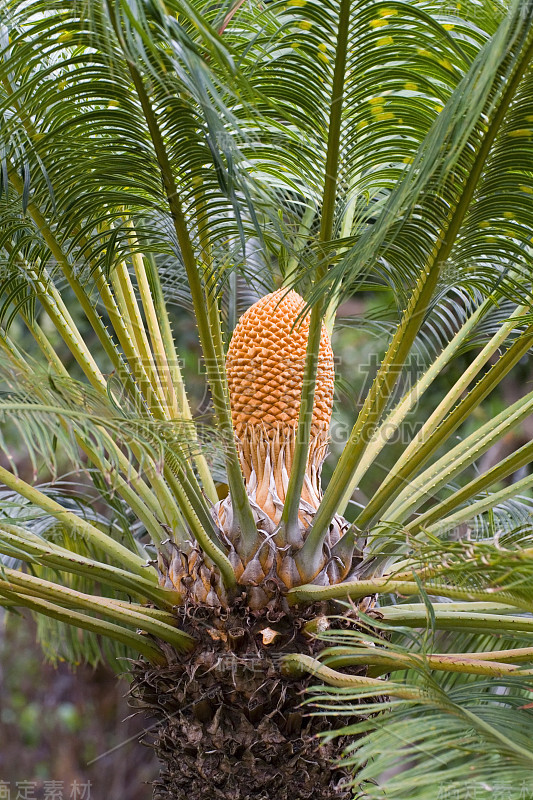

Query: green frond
[295,620,533,798]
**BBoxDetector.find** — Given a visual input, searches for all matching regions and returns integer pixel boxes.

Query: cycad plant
[1,0,533,797]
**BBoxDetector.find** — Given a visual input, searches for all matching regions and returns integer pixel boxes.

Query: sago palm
[1,0,533,797]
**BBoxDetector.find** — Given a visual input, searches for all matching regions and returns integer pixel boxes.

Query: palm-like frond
[310,672,533,798]
[290,614,533,799]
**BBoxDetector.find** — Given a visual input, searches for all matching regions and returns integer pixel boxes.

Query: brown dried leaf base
[129,603,356,800]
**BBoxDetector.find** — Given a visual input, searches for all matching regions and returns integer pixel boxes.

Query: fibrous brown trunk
[130,602,353,800]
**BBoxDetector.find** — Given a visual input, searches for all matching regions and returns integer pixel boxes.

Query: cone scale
[214,289,352,595]
[227,289,334,522]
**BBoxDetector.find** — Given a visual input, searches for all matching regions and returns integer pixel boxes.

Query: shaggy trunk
[130,603,353,800]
